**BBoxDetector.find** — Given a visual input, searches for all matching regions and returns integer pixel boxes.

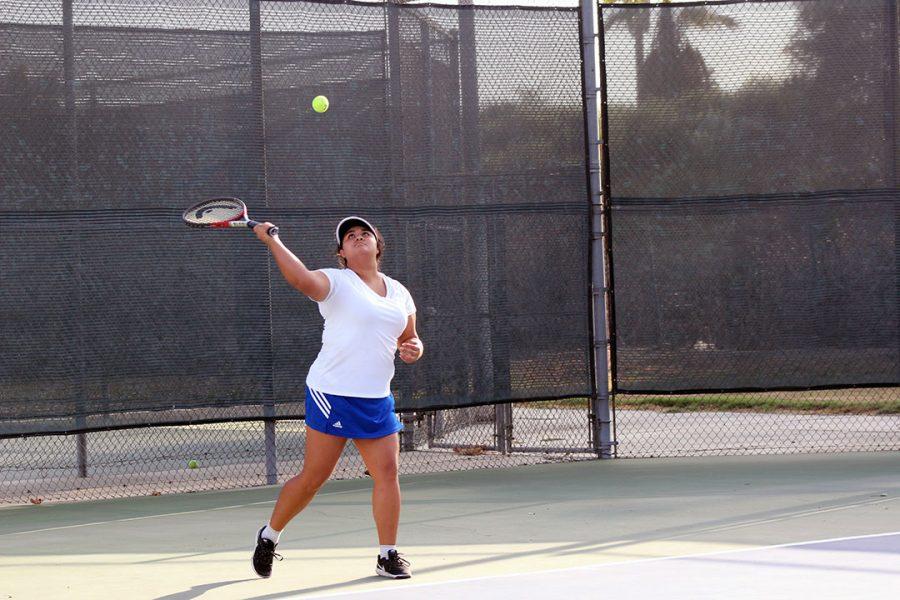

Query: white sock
[379,545,397,558]
[261,524,281,544]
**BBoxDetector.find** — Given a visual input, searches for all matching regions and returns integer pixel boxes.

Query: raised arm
[253,222,330,302]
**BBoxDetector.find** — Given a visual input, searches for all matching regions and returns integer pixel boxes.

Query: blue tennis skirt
[305,386,403,439]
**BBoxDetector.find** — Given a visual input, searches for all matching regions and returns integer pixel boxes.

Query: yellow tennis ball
[188,460,198,469]
[312,95,329,113]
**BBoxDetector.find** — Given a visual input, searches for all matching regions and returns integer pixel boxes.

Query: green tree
[787,0,893,188]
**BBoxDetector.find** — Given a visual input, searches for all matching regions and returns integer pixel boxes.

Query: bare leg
[354,434,401,545]
[268,427,347,531]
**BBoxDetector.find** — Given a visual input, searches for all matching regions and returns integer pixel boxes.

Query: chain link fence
[600,0,899,458]
[1,0,596,504]
[2,403,598,504]
[1,0,898,505]
[613,389,899,458]
[6,390,898,504]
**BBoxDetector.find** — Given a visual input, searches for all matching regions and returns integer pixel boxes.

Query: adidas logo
[333,421,343,429]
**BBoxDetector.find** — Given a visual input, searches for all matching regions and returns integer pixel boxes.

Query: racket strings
[183,200,244,225]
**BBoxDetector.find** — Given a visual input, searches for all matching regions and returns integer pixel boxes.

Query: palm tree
[602,1,653,102]
[603,1,738,103]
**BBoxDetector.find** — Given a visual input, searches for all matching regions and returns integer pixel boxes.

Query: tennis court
[2,452,897,599]
[2,0,898,598]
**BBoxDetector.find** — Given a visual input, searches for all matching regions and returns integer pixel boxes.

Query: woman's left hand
[398,338,424,363]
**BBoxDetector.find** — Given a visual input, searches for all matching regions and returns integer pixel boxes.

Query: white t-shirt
[305,268,416,398]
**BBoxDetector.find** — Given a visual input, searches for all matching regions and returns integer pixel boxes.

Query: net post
[581,0,614,459]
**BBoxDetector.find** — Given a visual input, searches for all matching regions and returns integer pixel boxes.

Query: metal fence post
[385,2,416,452]
[64,0,89,477]
[581,0,614,458]
[494,403,513,454]
[887,0,899,341]
[458,1,495,427]
[250,0,277,484]
[885,0,898,188]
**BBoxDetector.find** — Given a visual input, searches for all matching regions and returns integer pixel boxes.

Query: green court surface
[1,453,897,599]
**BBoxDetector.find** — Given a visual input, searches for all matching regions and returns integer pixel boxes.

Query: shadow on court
[156,579,258,600]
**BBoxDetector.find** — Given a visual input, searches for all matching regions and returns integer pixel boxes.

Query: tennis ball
[188,460,199,469]
[312,95,329,113]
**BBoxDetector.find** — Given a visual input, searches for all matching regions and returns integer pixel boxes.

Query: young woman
[250,216,423,580]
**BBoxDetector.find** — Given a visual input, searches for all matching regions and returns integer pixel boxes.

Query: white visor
[335,216,376,244]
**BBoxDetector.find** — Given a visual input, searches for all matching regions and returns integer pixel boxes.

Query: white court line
[4,485,893,540]
[306,529,900,599]
[4,484,894,548]
[0,487,372,537]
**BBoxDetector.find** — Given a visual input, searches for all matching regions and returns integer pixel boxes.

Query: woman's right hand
[252,222,279,242]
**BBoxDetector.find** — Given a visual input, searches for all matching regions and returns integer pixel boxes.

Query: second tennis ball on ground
[312,95,329,113]
[188,460,198,469]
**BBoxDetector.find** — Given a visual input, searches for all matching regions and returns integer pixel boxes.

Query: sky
[1,0,805,104]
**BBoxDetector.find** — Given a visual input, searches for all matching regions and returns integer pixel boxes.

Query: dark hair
[335,225,385,268]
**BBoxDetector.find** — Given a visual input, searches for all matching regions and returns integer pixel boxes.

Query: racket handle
[247,220,279,237]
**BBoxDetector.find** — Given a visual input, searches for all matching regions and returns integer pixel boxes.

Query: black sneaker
[376,549,411,579]
[252,527,282,578]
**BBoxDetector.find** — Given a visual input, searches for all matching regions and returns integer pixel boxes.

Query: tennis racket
[182,197,279,237]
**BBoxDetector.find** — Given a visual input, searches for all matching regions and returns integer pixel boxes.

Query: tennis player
[249,216,422,580]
